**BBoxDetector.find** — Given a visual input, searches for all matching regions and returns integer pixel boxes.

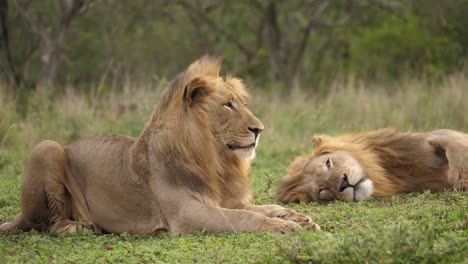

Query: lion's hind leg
[428,130,468,191]
[0,215,30,233]
[19,140,95,234]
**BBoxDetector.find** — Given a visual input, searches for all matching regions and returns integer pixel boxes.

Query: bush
[349,13,462,81]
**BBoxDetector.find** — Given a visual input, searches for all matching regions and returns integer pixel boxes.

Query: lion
[277,128,468,203]
[0,56,319,235]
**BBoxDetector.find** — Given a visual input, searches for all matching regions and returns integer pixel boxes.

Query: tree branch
[289,2,330,82]
[12,1,50,45]
[177,0,254,59]
[0,0,21,86]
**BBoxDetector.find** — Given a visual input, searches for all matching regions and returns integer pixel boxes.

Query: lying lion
[0,56,319,235]
[277,128,468,203]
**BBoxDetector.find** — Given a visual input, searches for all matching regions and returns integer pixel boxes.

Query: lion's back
[344,129,450,193]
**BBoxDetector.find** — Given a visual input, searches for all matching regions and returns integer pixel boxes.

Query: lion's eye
[325,158,332,169]
[319,189,335,202]
[224,101,236,110]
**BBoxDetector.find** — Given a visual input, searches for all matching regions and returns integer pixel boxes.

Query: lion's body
[65,135,164,234]
[278,128,468,203]
[1,57,319,235]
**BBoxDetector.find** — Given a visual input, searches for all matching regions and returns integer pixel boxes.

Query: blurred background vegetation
[1,0,468,95]
[1,2,467,262]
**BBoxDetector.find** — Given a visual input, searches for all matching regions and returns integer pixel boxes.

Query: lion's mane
[312,128,449,195]
[132,57,251,203]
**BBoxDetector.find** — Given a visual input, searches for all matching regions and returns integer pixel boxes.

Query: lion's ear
[312,135,330,155]
[312,135,323,147]
[183,77,212,107]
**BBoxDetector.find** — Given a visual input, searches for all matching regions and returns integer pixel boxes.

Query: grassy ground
[0,75,467,263]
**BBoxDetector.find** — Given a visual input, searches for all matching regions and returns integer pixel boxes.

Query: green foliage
[3,1,468,90]
[350,13,462,80]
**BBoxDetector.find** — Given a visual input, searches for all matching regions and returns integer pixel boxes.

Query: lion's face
[278,151,374,203]
[208,83,264,160]
[178,57,263,162]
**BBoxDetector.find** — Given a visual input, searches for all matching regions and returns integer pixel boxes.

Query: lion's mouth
[227,143,256,150]
[339,175,373,202]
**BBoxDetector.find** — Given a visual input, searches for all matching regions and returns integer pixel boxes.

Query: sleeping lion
[277,128,468,203]
[0,56,319,235]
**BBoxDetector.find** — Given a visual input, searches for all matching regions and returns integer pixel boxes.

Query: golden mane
[312,128,448,195]
[132,56,250,202]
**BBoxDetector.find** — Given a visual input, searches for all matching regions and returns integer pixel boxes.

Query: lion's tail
[0,215,30,233]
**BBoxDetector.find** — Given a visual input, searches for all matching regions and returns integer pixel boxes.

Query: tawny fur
[278,128,468,203]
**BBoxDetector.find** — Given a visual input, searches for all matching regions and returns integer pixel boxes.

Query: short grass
[0,75,467,263]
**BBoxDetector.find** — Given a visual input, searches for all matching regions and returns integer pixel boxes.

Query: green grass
[0,193,466,263]
[0,76,467,263]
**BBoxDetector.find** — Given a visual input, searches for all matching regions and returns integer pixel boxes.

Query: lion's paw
[258,218,301,234]
[273,209,320,231]
[454,180,468,191]
[50,220,101,234]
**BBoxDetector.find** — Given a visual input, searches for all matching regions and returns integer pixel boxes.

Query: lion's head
[180,58,264,160]
[203,76,264,160]
[277,128,453,204]
[135,56,264,199]
[277,151,374,203]
[143,56,263,160]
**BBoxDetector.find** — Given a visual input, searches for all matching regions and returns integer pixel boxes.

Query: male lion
[277,128,468,203]
[0,56,319,235]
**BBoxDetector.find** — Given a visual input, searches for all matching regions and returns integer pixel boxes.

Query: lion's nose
[339,173,352,192]
[248,127,264,137]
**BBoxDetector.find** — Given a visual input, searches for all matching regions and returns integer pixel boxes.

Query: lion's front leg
[153,184,303,234]
[167,200,304,234]
[242,204,320,230]
[428,129,468,190]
